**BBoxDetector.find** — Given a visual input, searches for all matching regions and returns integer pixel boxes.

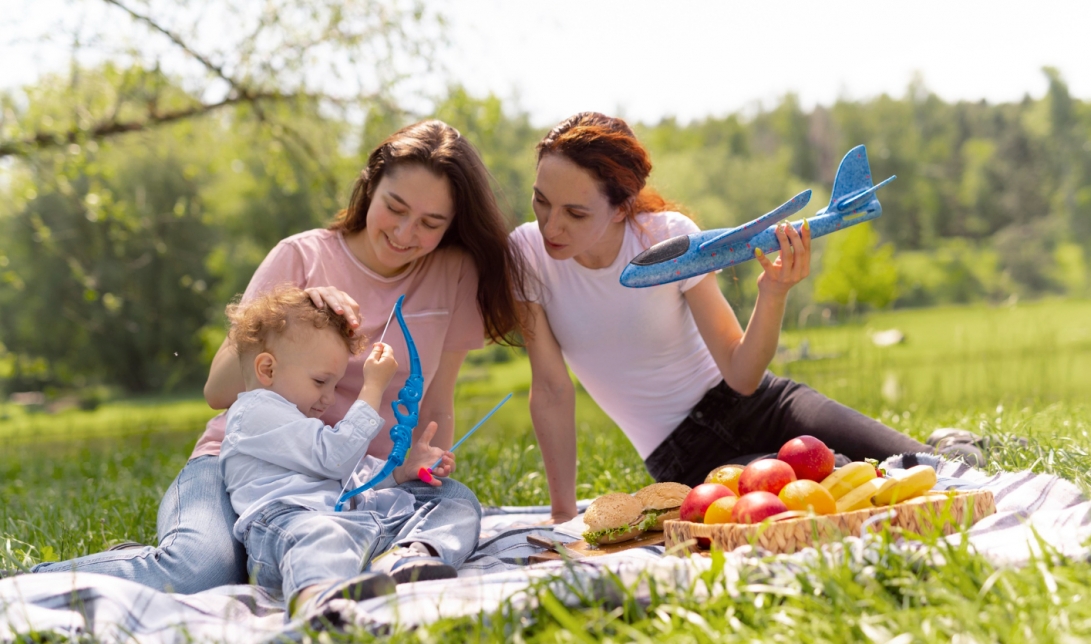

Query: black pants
[644,372,927,487]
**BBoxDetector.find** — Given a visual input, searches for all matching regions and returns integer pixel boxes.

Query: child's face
[265,327,351,418]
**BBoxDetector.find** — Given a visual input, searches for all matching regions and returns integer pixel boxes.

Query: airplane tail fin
[826,145,895,217]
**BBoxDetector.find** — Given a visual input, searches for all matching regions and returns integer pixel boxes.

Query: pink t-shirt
[191,228,485,460]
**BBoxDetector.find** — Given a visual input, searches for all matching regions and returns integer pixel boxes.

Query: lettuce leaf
[583,513,659,546]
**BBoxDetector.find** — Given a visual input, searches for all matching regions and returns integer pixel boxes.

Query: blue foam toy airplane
[619,145,896,288]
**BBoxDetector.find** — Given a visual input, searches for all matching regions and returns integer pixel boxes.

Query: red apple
[738,459,797,496]
[777,435,836,482]
[732,491,789,524]
[679,483,735,523]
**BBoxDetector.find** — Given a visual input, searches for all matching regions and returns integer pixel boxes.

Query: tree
[815,223,899,310]
[0,117,219,392]
[0,0,444,394]
[0,0,442,159]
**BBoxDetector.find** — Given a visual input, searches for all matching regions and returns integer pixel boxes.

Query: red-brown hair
[536,112,676,217]
[331,120,527,345]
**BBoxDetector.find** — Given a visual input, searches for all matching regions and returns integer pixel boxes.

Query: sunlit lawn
[3,297,1091,641]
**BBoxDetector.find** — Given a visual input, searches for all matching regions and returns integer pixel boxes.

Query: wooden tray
[664,489,995,555]
[527,531,666,563]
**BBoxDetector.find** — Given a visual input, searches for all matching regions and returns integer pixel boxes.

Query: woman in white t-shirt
[514,112,938,524]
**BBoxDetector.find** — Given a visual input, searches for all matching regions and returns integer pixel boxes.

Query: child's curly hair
[225,285,365,357]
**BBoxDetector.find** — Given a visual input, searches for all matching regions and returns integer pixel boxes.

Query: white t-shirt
[511,211,723,459]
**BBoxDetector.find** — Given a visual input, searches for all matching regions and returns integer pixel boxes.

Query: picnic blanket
[3,454,1090,643]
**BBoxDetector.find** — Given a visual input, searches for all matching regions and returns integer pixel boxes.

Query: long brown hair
[536,112,676,217]
[331,120,526,345]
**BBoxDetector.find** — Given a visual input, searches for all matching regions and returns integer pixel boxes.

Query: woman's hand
[304,286,362,333]
[754,220,811,298]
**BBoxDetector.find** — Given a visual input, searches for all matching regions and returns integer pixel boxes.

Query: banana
[870,465,938,506]
[820,462,877,500]
[835,477,886,513]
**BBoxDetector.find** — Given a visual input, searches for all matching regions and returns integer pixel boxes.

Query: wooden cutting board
[527,531,666,563]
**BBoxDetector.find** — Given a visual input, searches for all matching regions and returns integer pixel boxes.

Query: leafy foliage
[815,222,899,309]
[3,61,1091,394]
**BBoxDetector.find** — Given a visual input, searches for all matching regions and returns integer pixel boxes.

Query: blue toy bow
[334,295,421,511]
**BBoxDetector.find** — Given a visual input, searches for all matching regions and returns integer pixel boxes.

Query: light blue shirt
[219,389,413,540]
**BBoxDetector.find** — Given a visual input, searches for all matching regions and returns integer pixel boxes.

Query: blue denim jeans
[33,456,482,595]
[245,480,481,601]
[32,455,249,593]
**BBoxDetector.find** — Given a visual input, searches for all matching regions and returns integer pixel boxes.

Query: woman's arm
[523,301,580,523]
[686,221,811,395]
[417,349,468,451]
[204,338,245,410]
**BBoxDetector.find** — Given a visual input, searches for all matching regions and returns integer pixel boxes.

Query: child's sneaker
[293,571,396,619]
[368,542,457,584]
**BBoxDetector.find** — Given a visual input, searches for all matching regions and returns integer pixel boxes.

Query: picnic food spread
[581,483,695,546]
[575,435,993,556]
[681,437,945,524]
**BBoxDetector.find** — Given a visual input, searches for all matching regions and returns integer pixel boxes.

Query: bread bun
[582,493,645,545]
[634,482,690,530]
[583,493,644,532]
[634,482,691,510]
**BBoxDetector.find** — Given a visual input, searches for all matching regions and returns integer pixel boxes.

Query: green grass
[3,297,1091,641]
[777,298,1091,414]
[0,396,218,445]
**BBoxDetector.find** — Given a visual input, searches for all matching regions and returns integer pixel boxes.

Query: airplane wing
[698,190,812,252]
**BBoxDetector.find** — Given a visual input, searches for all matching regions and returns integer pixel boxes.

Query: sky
[2,0,1090,127]
[439,0,1091,125]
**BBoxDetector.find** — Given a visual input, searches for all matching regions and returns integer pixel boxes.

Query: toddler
[218,286,480,616]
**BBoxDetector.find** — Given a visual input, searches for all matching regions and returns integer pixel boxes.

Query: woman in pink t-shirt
[34,120,527,592]
[516,113,954,524]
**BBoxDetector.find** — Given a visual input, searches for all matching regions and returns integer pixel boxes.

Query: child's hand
[394,421,454,487]
[363,342,398,389]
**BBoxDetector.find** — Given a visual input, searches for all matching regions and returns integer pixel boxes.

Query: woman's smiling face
[532,153,626,263]
[360,164,455,277]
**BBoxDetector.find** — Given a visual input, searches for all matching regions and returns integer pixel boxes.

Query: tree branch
[101,0,241,91]
[0,93,281,158]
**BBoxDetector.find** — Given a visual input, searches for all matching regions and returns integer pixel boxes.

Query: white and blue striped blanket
[2,454,1089,643]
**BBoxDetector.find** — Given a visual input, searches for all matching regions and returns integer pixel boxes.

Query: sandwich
[634,482,691,530]
[581,493,651,546]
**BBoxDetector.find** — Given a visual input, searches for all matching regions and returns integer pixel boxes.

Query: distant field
[777,298,1091,414]
[0,397,217,445]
